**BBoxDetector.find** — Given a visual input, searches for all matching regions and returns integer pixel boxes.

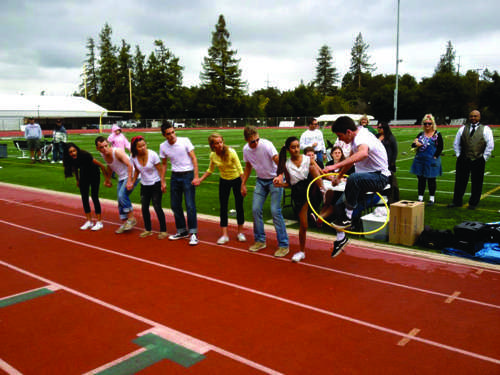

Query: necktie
[470,125,476,137]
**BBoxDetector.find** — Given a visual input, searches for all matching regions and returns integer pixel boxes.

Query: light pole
[393,0,400,121]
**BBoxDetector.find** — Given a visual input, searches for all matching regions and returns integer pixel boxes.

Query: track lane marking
[1,198,499,309]
[397,328,421,346]
[1,223,500,365]
[445,291,462,304]
[0,358,22,375]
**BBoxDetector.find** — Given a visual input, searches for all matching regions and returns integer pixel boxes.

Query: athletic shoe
[115,223,127,234]
[331,214,352,230]
[237,233,247,242]
[274,247,289,257]
[189,233,199,246]
[139,231,153,238]
[80,220,93,230]
[426,201,434,207]
[51,160,55,164]
[169,231,189,240]
[58,160,63,164]
[291,251,305,263]
[158,232,168,240]
[217,235,229,245]
[91,221,103,231]
[331,237,349,258]
[249,242,266,252]
[122,218,137,231]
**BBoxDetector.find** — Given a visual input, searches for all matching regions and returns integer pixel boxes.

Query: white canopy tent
[316,114,376,125]
[0,95,108,130]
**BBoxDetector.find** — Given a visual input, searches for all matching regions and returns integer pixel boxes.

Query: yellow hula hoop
[306,173,390,236]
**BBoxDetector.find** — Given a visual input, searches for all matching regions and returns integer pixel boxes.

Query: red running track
[0,182,499,374]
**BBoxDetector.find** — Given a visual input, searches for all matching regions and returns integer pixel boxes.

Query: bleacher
[278,121,295,128]
[389,119,417,126]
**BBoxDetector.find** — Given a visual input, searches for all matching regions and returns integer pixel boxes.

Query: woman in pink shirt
[108,125,131,151]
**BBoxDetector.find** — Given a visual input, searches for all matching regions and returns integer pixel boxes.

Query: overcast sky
[1,0,498,96]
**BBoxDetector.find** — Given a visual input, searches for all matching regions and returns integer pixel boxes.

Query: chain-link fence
[139,116,312,129]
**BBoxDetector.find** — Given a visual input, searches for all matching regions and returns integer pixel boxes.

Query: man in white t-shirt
[324,116,390,258]
[300,118,326,168]
[95,136,139,234]
[241,126,289,257]
[159,122,199,245]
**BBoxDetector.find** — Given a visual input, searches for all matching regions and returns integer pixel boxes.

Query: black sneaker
[331,214,352,230]
[168,231,189,240]
[331,237,349,258]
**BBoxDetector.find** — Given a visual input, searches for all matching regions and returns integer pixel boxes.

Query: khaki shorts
[27,138,41,151]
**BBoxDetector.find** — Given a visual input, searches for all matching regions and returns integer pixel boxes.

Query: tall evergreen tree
[314,45,339,96]
[116,39,133,113]
[348,32,376,88]
[200,14,245,104]
[435,40,456,74]
[80,37,98,101]
[132,45,147,118]
[97,23,118,109]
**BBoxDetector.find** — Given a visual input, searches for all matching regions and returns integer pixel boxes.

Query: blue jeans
[52,142,64,162]
[341,172,389,210]
[170,171,197,234]
[117,178,139,220]
[252,178,289,247]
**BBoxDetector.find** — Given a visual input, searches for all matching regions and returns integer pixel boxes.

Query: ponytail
[277,136,299,175]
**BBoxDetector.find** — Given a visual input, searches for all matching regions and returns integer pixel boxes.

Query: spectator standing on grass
[409,114,443,206]
[358,115,378,136]
[376,121,400,203]
[193,133,246,245]
[160,123,199,246]
[107,124,130,151]
[241,126,289,257]
[300,118,326,168]
[52,119,67,163]
[25,117,43,163]
[95,136,139,234]
[274,136,325,263]
[63,142,107,231]
[130,136,167,239]
[323,116,390,258]
[448,110,494,210]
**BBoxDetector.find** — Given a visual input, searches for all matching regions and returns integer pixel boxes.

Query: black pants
[219,177,244,227]
[417,176,436,196]
[79,175,101,214]
[452,156,485,207]
[140,181,166,232]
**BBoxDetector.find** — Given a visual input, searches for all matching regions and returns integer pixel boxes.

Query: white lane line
[82,347,148,375]
[445,291,462,304]
[0,358,22,375]
[1,225,499,365]
[0,260,283,375]
[137,327,211,354]
[2,197,499,308]
[0,285,51,301]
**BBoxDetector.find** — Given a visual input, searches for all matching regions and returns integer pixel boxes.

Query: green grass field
[1,126,498,245]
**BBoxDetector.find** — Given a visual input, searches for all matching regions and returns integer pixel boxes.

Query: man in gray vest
[448,110,494,209]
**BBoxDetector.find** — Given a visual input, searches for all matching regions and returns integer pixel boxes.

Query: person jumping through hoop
[323,116,390,258]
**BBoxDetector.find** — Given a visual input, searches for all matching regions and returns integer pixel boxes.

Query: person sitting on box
[323,116,390,258]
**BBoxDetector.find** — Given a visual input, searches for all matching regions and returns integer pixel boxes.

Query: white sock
[429,196,435,202]
[418,195,424,202]
[337,231,346,241]
[345,209,353,219]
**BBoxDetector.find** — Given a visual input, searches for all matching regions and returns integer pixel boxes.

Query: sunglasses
[249,138,260,145]
[424,122,432,125]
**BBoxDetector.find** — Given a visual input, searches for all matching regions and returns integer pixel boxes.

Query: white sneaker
[217,235,229,245]
[80,221,93,230]
[237,233,247,242]
[292,251,305,263]
[189,233,199,246]
[91,221,103,231]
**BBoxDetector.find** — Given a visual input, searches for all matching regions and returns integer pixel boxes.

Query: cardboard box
[361,213,388,241]
[389,201,425,246]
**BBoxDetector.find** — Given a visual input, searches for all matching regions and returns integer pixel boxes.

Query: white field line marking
[1,229,500,365]
[137,327,211,354]
[82,347,147,375]
[397,328,421,347]
[445,291,462,304]
[1,198,499,306]
[0,358,22,375]
[0,260,283,375]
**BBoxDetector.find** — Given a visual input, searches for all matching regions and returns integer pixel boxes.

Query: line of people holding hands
[62,111,494,262]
